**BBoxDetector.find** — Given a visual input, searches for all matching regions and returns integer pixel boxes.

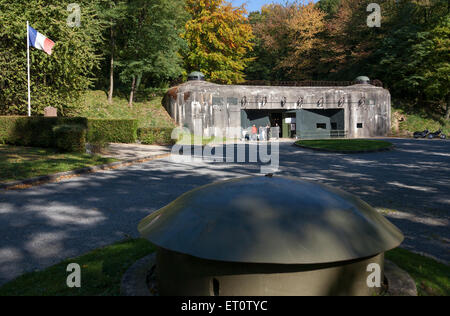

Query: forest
[0,0,448,120]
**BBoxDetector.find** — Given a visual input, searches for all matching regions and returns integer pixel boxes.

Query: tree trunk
[129,76,136,108]
[108,26,114,104]
[445,96,450,120]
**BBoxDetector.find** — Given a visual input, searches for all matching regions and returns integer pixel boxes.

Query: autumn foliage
[0,0,448,118]
[250,1,326,80]
[183,0,254,84]
[246,0,449,118]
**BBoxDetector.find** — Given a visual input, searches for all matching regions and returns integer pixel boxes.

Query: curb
[294,143,395,154]
[0,153,171,191]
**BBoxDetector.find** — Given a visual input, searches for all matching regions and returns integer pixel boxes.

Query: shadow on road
[0,138,448,285]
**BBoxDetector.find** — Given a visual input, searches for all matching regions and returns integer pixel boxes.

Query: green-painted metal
[355,76,371,84]
[187,71,205,81]
[156,249,385,296]
[282,112,289,138]
[139,176,404,265]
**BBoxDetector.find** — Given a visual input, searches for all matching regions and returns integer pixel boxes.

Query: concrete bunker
[164,74,391,139]
[138,176,404,296]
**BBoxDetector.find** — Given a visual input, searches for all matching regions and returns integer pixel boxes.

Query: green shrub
[138,127,175,145]
[52,125,87,153]
[0,116,88,147]
[87,119,138,144]
[87,132,109,154]
[0,117,17,145]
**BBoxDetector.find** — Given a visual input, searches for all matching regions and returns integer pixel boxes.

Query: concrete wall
[164,81,391,139]
[296,109,345,139]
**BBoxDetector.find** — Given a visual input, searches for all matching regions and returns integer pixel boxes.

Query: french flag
[28,25,55,56]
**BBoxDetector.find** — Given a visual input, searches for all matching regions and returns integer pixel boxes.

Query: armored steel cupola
[138,176,404,296]
[187,71,205,81]
[355,76,371,84]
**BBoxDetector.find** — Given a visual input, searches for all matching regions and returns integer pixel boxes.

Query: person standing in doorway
[259,126,265,141]
[266,124,271,140]
[251,125,258,141]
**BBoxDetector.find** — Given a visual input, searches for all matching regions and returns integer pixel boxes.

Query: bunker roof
[170,80,384,94]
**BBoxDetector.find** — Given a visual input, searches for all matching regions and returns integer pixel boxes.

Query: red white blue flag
[28,25,55,55]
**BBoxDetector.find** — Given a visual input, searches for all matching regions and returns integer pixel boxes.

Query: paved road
[0,138,449,285]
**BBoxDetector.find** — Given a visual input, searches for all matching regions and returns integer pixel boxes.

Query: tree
[183,0,254,84]
[417,15,450,119]
[244,10,281,81]
[249,1,326,81]
[322,0,386,80]
[317,0,341,18]
[117,0,188,107]
[280,2,326,80]
[249,4,292,81]
[99,0,128,104]
[373,0,449,115]
[0,0,105,115]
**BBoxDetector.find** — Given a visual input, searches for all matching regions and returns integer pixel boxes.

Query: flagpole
[27,21,31,117]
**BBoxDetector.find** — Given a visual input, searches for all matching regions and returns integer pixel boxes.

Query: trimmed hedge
[53,125,87,153]
[0,116,88,148]
[138,127,175,145]
[0,117,174,152]
[87,119,138,144]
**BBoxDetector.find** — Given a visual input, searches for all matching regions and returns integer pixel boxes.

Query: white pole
[27,21,31,117]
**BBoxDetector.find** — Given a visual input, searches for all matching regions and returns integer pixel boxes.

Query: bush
[138,127,175,145]
[0,117,17,144]
[87,119,138,144]
[87,132,109,154]
[52,125,87,153]
[0,116,88,148]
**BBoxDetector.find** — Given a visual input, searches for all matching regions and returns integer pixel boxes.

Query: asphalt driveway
[0,138,448,286]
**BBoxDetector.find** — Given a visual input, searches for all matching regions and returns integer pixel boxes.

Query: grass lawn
[73,90,175,129]
[392,107,450,137]
[386,248,450,296]
[296,139,393,152]
[0,238,447,296]
[0,239,155,296]
[0,145,118,183]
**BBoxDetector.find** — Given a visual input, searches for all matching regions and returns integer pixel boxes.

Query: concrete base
[121,253,157,297]
[384,260,418,296]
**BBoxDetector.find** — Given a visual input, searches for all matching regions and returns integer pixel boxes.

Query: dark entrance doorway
[284,112,297,138]
[270,112,282,138]
[242,110,299,139]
